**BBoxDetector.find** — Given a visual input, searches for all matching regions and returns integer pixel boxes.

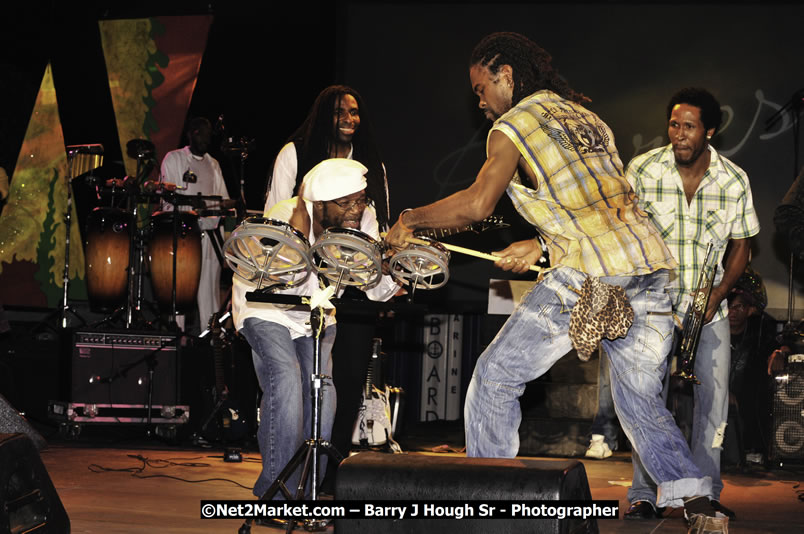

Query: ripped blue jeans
[629,317,730,505]
[464,267,711,508]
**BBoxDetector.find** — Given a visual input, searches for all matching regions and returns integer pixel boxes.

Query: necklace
[730,327,748,351]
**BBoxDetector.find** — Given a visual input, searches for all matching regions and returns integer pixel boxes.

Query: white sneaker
[585,434,613,459]
[745,452,763,464]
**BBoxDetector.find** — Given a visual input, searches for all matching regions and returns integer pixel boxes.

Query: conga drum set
[78,142,235,329]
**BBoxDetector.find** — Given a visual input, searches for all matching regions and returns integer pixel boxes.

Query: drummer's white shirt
[160,146,229,329]
[160,146,229,231]
[231,197,400,338]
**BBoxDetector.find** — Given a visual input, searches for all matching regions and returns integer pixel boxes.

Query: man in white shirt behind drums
[232,158,400,500]
[159,117,230,333]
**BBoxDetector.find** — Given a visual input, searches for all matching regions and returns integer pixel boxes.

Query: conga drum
[84,207,132,312]
[147,211,202,313]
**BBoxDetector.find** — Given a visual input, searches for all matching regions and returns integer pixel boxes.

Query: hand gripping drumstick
[404,236,541,272]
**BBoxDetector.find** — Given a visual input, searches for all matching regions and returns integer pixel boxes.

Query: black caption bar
[200,500,619,520]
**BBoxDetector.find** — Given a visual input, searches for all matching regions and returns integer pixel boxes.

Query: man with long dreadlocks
[264,85,394,493]
[385,32,728,533]
[265,84,389,227]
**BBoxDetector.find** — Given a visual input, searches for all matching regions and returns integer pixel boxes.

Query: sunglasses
[329,196,368,210]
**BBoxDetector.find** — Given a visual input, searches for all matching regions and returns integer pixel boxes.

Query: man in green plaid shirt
[625,88,760,528]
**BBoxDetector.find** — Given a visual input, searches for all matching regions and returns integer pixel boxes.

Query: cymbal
[126,139,155,159]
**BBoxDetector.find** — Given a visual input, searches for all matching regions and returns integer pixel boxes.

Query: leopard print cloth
[568,276,634,361]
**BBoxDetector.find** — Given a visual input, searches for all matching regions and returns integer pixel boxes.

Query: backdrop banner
[0,63,84,308]
[99,15,213,184]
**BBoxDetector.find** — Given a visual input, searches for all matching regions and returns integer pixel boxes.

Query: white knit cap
[301,158,367,202]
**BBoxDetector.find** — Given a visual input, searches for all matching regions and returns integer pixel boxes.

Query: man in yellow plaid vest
[386,32,728,534]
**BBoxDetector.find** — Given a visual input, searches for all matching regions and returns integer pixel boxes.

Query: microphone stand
[59,148,85,329]
[766,88,804,330]
[94,344,167,437]
[220,127,253,223]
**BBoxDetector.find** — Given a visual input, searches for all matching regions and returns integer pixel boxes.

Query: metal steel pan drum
[310,227,383,288]
[222,217,312,289]
[389,236,450,290]
[147,211,202,313]
[84,207,133,312]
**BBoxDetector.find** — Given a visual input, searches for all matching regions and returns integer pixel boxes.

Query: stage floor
[29,424,804,533]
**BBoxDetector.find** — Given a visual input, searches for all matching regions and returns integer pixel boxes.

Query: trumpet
[673,242,716,384]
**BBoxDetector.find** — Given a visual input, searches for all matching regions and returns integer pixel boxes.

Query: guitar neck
[415,225,473,240]
[364,363,373,397]
[413,216,507,241]
[364,339,382,396]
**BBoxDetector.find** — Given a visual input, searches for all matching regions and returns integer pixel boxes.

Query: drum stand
[237,253,366,532]
[150,191,191,332]
[238,300,342,534]
[127,219,153,328]
[168,204,181,328]
[224,221,399,533]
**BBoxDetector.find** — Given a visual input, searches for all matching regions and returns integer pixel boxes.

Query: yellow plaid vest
[492,90,676,277]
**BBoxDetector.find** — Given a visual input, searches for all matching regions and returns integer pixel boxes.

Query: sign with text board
[420,314,463,421]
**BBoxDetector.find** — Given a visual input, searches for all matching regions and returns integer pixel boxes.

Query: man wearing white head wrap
[301,158,368,201]
[232,158,400,500]
[291,159,370,236]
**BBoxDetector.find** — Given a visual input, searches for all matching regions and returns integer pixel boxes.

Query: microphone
[214,114,226,135]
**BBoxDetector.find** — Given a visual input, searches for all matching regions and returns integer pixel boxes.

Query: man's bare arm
[705,237,751,323]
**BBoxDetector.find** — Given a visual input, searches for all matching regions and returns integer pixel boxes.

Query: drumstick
[405,236,541,272]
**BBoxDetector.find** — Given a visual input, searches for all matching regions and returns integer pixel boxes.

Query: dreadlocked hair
[268,85,389,229]
[470,32,590,105]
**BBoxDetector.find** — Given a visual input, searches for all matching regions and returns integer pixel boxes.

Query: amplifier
[768,356,804,462]
[70,330,180,406]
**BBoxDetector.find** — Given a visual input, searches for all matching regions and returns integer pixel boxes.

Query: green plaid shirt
[626,144,760,322]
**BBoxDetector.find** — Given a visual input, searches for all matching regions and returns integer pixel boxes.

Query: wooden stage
[22,422,804,534]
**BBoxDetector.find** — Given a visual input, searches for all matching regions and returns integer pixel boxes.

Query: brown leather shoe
[687,513,729,534]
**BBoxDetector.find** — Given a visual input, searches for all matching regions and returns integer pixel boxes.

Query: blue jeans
[628,317,730,504]
[590,349,619,450]
[240,318,337,498]
[464,267,711,508]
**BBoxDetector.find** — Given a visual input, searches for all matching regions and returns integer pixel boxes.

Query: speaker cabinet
[71,330,179,405]
[769,362,804,462]
[0,433,70,533]
[335,451,597,534]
